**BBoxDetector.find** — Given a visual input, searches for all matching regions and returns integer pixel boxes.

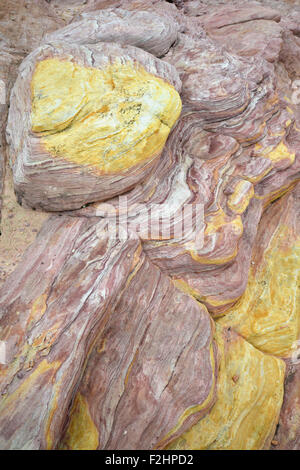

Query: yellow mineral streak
[0,326,61,384]
[256,141,295,165]
[61,393,99,450]
[189,208,243,265]
[204,208,243,237]
[242,162,272,184]
[242,121,266,143]
[266,93,279,109]
[267,141,295,164]
[31,58,182,173]
[254,143,262,152]
[167,326,285,450]
[227,180,254,215]
[243,167,271,184]
[26,294,48,329]
[124,348,139,387]
[262,183,300,208]
[157,342,216,449]
[172,279,205,299]
[285,119,292,128]
[190,245,239,268]
[45,375,63,450]
[32,321,62,353]
[254,182,299,207]
[218,225,300,357]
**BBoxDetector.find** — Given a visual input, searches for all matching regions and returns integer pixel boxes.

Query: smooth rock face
[0,0,300,452]
[7,41,181,211]
[31,58,180,172]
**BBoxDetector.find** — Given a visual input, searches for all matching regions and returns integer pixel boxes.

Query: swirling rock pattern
[0,215,216,450]
[0,0,300,451]
[7,41,181,211]
[167,325,285,450]
[272,358,300,450]
[45,8,180,57]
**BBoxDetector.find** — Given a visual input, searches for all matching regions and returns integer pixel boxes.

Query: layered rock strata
[167,325,285,450]
[7,42,181,211]
[61,249,216,450]
[0,0,299,451]
[0,217,142,449]
[218,186,300,358]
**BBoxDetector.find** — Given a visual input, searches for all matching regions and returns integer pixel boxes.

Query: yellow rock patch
[256,141,295,165]
[227,180,254,215]
[204,207,243,237]
[26,294,48,329]
[218,225,300,357]
[61,393,99,450]
[0,359,61,422]
[156,343,216,448]
[31,58,182,173]
[167,326,285,450]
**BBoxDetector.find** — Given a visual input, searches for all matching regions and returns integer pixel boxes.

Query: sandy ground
[0,164,48,287]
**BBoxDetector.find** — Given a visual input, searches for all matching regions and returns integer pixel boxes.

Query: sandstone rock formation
[272,358,300,449]
[7,41,181,211]
[0,0,300,451]
[218,186,300,357]
[45,8,180,57]
[61,249,216,450]
[0,217,141,449]
[167,324,285,450]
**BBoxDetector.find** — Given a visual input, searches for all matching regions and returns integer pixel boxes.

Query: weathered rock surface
[0,51,20,222]
[272,358,300,450]
[0,215,216,450]
[54,2,299,314]
[45,8,180,57]
[0,0,300,452]
[0,216,143,449]
[0,0,63,54]
[218,185,300,357]
[7,41,181,211]
[167,325,285,450]
[61,249,216,450]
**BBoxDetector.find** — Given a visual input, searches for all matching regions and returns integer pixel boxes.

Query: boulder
[167,325,285,450]
[7,41,181,211]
